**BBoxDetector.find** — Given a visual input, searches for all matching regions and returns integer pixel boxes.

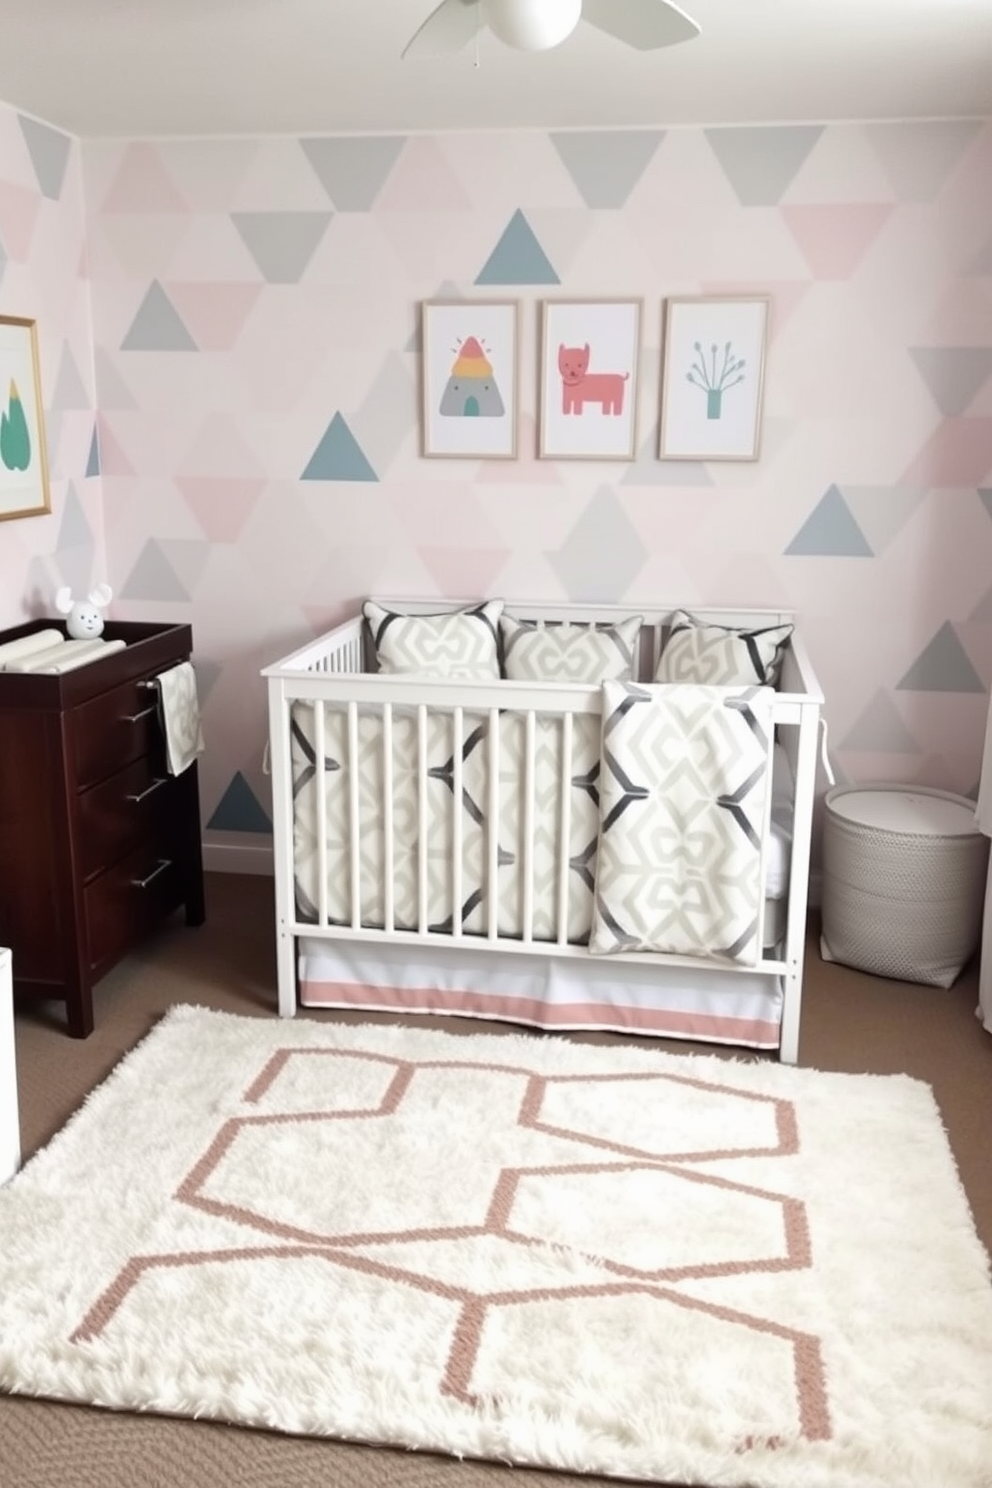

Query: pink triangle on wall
[780,203,893,279]
[900,417,992,485]
[164,281,264,351]
[101,142,190,213]
[0,181,41,262]
[476,415,565,484]
[175,477,267,542]
[417,547,512,599]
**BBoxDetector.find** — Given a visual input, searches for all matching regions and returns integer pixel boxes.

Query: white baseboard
[203,841,274,876]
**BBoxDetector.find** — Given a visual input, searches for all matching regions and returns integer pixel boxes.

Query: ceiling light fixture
[483,0,582,52]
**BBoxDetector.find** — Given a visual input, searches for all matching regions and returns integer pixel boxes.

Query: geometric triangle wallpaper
[1,101,991,866]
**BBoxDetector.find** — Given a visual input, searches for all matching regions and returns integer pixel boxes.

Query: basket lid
[826,785,981,837]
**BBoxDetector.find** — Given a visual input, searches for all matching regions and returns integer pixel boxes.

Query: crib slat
[557,711,573,946]
[522,710,535,943]
[487,706,500,939]
[417,705,428,934]
[314,700,328,928]
[452,706,464,940]
[382,704,395,934]
[347,702,360,929]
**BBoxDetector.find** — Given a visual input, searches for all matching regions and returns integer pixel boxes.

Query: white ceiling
[0,0,990,141]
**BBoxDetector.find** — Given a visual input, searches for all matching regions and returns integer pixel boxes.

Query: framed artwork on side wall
[421,300,519,459]
[539,299,642,460]
[0,317,50,521]
[659,296,769,461]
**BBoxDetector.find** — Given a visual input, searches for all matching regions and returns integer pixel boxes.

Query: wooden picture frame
[539,299,642,460]
[659,296,769,461]
[421,300,519,459]
[0,317,50,521]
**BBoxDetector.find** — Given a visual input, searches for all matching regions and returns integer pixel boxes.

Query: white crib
[262,602,824,1063]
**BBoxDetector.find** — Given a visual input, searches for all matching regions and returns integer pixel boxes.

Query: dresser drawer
[85,842,184,974]
[77,758,175,881]
[73,677,163,788]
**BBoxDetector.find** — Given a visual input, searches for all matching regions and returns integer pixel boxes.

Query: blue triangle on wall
[207,772,273,833]
[302,412,378,481]
[475,209,560,285]
[785,484,873,556]
[85,424,100,477]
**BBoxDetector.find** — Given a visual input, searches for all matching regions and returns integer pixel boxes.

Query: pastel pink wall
[6,112,992,865]
[0,108,103,630]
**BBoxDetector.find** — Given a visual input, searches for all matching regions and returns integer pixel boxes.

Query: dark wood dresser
[0,619,205,1037]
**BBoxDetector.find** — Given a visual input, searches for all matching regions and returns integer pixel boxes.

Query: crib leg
[276,926,298,1019]
[778,966,802,1065]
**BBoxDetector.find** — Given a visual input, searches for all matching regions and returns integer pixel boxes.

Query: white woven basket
[820,785,989,987]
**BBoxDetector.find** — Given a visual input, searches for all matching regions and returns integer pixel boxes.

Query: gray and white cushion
[363,599,503,679]
[500,613,642,684]
[655,610,793,687]
[589,681,775,965]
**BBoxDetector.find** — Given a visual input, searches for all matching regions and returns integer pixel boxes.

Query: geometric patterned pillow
[654,609,794,687]
[589,680,775,965]
[500,613,642,683]
[363,599,503,679]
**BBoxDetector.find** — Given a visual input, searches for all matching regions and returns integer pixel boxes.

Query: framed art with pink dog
[539,299,642,460]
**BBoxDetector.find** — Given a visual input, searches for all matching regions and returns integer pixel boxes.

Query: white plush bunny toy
[54,583,113,640]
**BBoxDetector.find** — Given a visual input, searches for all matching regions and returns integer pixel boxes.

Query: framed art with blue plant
[658,296,769,461]
[0,316,50,521]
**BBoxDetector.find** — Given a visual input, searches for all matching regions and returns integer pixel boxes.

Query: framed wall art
[421,299,519,459]
[0,316,50,521]
[539,299,642,460]
[659,296,769,461]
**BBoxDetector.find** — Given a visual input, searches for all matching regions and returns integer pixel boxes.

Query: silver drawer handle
[122,704,157,724]
[125,777,168,805]
[131,858,171,890]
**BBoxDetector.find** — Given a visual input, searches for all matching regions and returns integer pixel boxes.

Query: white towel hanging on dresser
[153,661,204,775]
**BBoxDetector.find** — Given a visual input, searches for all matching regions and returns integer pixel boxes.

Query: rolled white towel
[37,639,127,674]
[0,629,64,669]
[8,638,118,674]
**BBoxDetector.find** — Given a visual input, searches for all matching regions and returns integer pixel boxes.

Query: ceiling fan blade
[401,0,483,59]
[581,0,700,51]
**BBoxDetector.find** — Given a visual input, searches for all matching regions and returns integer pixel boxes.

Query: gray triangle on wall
[896,622,984,693]
[52,344,91,411]
[231,211,333,284]
[704,125,823,206]
[550,130,664,208]
[300,137,406,210]
[55,481,94,552]
[85,425,100,477]
[119,540,192,601]
[839,691,920,753]
[785,485,873,556]
[121,282,197,352]
[866,120,984,202]
[909,347,992,416]
[18,114,72,200]
[979,489,992,522]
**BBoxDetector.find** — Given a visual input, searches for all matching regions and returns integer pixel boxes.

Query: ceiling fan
[401,0,701,58]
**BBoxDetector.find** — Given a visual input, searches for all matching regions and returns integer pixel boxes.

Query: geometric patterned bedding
[589,682,775,965]
[291,703,601,943]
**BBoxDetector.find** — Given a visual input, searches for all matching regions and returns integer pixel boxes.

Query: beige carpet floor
[3,872,991,1488]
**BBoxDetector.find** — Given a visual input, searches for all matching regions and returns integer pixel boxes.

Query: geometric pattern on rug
[2,1008,991,1488]
[72,1048,827,1450]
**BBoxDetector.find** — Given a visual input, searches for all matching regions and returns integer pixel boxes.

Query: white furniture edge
[0,948,20,1184]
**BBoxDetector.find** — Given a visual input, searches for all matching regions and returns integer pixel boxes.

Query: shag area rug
[1,1007,990,1488]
